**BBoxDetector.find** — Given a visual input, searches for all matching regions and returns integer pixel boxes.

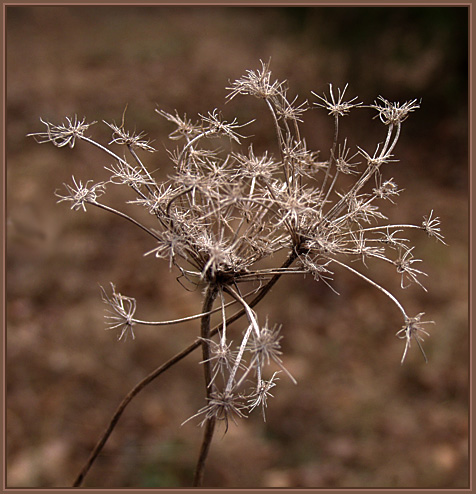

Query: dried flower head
[27,116,96,148]
[103,120,156,152]
[396,313,434,364]
[100,283,137,341]
[371,96,421,125]
[55,177,106,212]
[312,83,362,117]
[29,61,444,446]
[226,59,285,101]
[182,389,248,432]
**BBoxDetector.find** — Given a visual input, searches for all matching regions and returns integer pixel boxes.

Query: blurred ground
[5,6,469,489]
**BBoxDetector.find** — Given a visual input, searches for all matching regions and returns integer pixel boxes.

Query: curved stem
[131,294,241,326]
[90,201,161,241]
[127,145,156,195]
[329,257,407,318]
[193,283,219,486]
[72,337,201,487]
[72,250,299,487]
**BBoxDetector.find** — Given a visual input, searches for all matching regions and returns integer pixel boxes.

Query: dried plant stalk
[28,60,445,487]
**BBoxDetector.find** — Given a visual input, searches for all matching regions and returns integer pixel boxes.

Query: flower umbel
[27,116,96,148]
[246,321,297,384]
[312,83,362,117]
[395,247,428,291]
[248,371,280,422]
[226,59,284,101]
[182,390,248,432]
[100,283,137,340]
[371,96,420,125]
[56,177,106,212]
[396,313,434,364]
[103,120,156,152]
[422,210,448,244]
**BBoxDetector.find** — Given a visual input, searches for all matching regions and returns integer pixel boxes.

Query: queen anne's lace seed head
[28,61,445,433]
[182,390,248,432]
[312,83,362,117]
[27,116,96,148]
[55,177,106,211]
[248,371,280,421]
[371,96,421,125]
[422,210,448,244]
[103,120,156,152]
[100,283,137,341]
[226,59,285,101]
[396,313,434,364]
[200,109,254,144]
[155,109,201,140]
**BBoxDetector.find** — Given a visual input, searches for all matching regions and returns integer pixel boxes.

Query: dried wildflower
[335,139,360,175]
[395,246,428,291]
[373,177,402,203]
[106,161,155,188]
[232,146,279,183]
[226,59,284,101]
[357,144,397,168]
[283,137,325,177]
[246,321,296,384]
[199,338,239,387]
[156,109,201,140]
[29,61,445,486]
[275,94,309,122]
[298,255,339,294]
[144,229,189,269]
[200,109,254,144]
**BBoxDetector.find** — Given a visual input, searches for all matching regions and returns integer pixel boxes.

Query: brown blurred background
[6,5,468,488]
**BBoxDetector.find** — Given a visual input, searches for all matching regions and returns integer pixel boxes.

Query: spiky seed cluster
[28,60,445,428]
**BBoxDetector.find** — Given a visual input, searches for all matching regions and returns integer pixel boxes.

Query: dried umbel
[28,60,445,486]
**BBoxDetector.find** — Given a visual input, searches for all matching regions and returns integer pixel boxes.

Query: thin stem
[193,283,218,486]
[200,285,219,387]
[330,257,407,318]
[127,145,156,195]
[318,115,339,211]
[72,336,202,487]
[384,122,401,157]
[192,417,216,487]
[265,98,289,189]
[80,135,130,168]
[131,294,240,326]
[358,223,422,233]
[223,285,260,337]
[90,201,161,241]
[72,251,298,487]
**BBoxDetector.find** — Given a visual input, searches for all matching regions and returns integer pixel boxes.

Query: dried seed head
[371,96,420,125]
[27,116,96,148]
[396,312,434,364]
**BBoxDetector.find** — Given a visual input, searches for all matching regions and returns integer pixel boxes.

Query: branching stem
[72,250,298,488]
